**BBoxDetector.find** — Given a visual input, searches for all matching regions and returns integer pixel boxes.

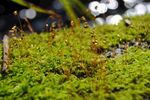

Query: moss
[0,15,150,100]
[106,47,150,100]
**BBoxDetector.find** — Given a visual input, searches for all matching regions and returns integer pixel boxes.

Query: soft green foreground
[0,15,150,100]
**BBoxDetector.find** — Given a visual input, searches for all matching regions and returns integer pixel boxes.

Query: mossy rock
[0,15,150,100]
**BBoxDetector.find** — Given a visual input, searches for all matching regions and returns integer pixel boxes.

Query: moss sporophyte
[0,15,150,100]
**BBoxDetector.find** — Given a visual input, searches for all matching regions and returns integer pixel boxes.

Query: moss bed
[0,15,150,100]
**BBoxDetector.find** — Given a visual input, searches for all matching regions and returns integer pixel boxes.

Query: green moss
[0,15,150,100]
[106,47,150,100]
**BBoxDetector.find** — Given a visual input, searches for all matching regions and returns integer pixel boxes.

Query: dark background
[0,0,149,34]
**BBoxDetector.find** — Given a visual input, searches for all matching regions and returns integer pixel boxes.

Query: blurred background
[0,0,150,35]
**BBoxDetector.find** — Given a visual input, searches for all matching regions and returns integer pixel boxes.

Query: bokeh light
[106,14,122,25]
[19,9,27,19]
[98,3,108,14]
[124,9,137,16]
[146,3,150,13]
[88,1,101,16]
[124,2,136,8]
[95,17,105,25]
[106,15,113,24]
[134,3,146,15]
[88,1,107,16]
[101,0,119,10]
[25,9,37,19]
[52,0,63,10]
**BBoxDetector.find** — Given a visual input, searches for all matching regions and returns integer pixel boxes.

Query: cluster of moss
[0,15,150,100]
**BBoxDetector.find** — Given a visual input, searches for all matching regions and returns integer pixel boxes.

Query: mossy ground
[0,15,150,100]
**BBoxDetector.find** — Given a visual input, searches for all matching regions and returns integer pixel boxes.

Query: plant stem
[2,35,9,72]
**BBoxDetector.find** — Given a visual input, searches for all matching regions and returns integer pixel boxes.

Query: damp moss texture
[0,15,150,100]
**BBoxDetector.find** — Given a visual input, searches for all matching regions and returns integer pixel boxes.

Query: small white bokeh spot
[25,8,37,19]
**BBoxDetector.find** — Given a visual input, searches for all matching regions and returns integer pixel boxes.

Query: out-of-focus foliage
[11,0,89,23]
[11,0,60,18]
[60,0,77,23]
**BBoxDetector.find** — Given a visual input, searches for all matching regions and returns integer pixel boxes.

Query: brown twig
[24,18,35,33]
[2,35,9,72]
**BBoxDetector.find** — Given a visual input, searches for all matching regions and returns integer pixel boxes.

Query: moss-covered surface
[0,15,150,100]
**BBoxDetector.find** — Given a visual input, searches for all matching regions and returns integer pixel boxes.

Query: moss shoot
[0,15,150,100]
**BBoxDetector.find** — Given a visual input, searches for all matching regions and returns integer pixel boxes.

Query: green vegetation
[11,0,90,22]
[0,15,150,100]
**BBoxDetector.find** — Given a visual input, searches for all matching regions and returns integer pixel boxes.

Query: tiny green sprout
[81,16,87,21]
[90,30,95,35]
[64,39,69,46]
[77,18,81,23]
[12,37,21,41]
[8,29,14,33]
[62,67,71,77]
[57,50,63,56]
[103,40,107,44]
[13,11,24,30]
[117,34,121,38]
[51,22,57,28]
[50,27,56,38]
[83,22,89,28]
[45,24,49,32]
[8,26,18,36]
[70,20,75,27]
[91,58,102,67]
[13,11,18,16]
[12,25,17,30]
